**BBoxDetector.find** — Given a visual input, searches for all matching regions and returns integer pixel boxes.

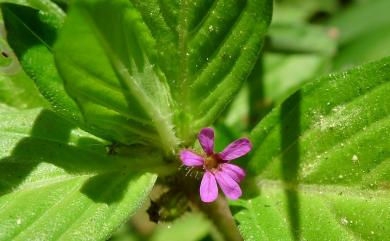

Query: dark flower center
[204,154,221,171]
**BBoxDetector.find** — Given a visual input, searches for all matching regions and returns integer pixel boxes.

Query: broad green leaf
[232,184,390,241]
[1,4,85,124]
[164,0,272,141]
[54,0,272,152]
[0,26,14,69]
[0,107,159,241]
[0,18,47,108]
[54,0,177,154]
[0,0,65,19]
[0,71,47,108]
[233,58,390,240]
[2,4,168,149]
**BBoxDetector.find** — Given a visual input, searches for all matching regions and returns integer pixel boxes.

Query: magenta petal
[198,128,215,155]
[218,138,252,161]
[215,171,242,200]
[180,150,204,167]
[200,171,218,203]
[220,163,246,182]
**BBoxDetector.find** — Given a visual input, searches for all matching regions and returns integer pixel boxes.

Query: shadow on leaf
[80,171,141,204]
[248,56,273,129]
[0,109,149,204]
[2,3,58,60]
[281,91,301,240]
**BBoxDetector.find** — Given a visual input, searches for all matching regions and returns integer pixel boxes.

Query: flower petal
[200,171,218,203]
[218,138,252,161]
[198,127,215,155]
[179,150,204,167]
[220,163,246,182]
[215,171,242,200]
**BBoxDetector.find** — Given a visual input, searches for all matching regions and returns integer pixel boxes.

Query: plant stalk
[198,196,243,241]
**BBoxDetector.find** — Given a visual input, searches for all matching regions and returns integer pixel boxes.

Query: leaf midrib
[6,6,53,51]
[241,180,375,241]
[178,0,190,99]
[55,174,130,240]
[0,175,87,216]
[77,6,178,155]
[9,180,83,241]
[264,111,389,180]
[251,75,389,175]
[2,175,91,196]
[256,179,389,198]
[324,197,366,241]
[0,129,102,154]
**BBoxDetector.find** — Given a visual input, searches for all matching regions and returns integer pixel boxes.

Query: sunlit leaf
[234,57,390,240]
[54,0,178,153]
[1,4,84,124]
[0,71,47,108]
[0,6,47,109]
[53,0,272,153]
[0,107,158,241]
[0,0,65,18]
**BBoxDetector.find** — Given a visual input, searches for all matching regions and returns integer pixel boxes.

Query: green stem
[176,172,243,241]
[199,196,243,241]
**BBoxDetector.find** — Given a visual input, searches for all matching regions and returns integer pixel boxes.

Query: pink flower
[179,128,252,203]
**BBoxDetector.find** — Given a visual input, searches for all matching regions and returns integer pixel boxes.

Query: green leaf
[0,26,14,69]
[234,58,390,240]
[0,107,158,241]
[233,184,390,241]
[0,9,47,109]
[53,0,272,152]
[328,0,390,70]
[168,0,272,142]
[150,213,213,241]
[54,0,178,154]
[1,4,85,124]
[0,0,65,19]
[0,71,47,108]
